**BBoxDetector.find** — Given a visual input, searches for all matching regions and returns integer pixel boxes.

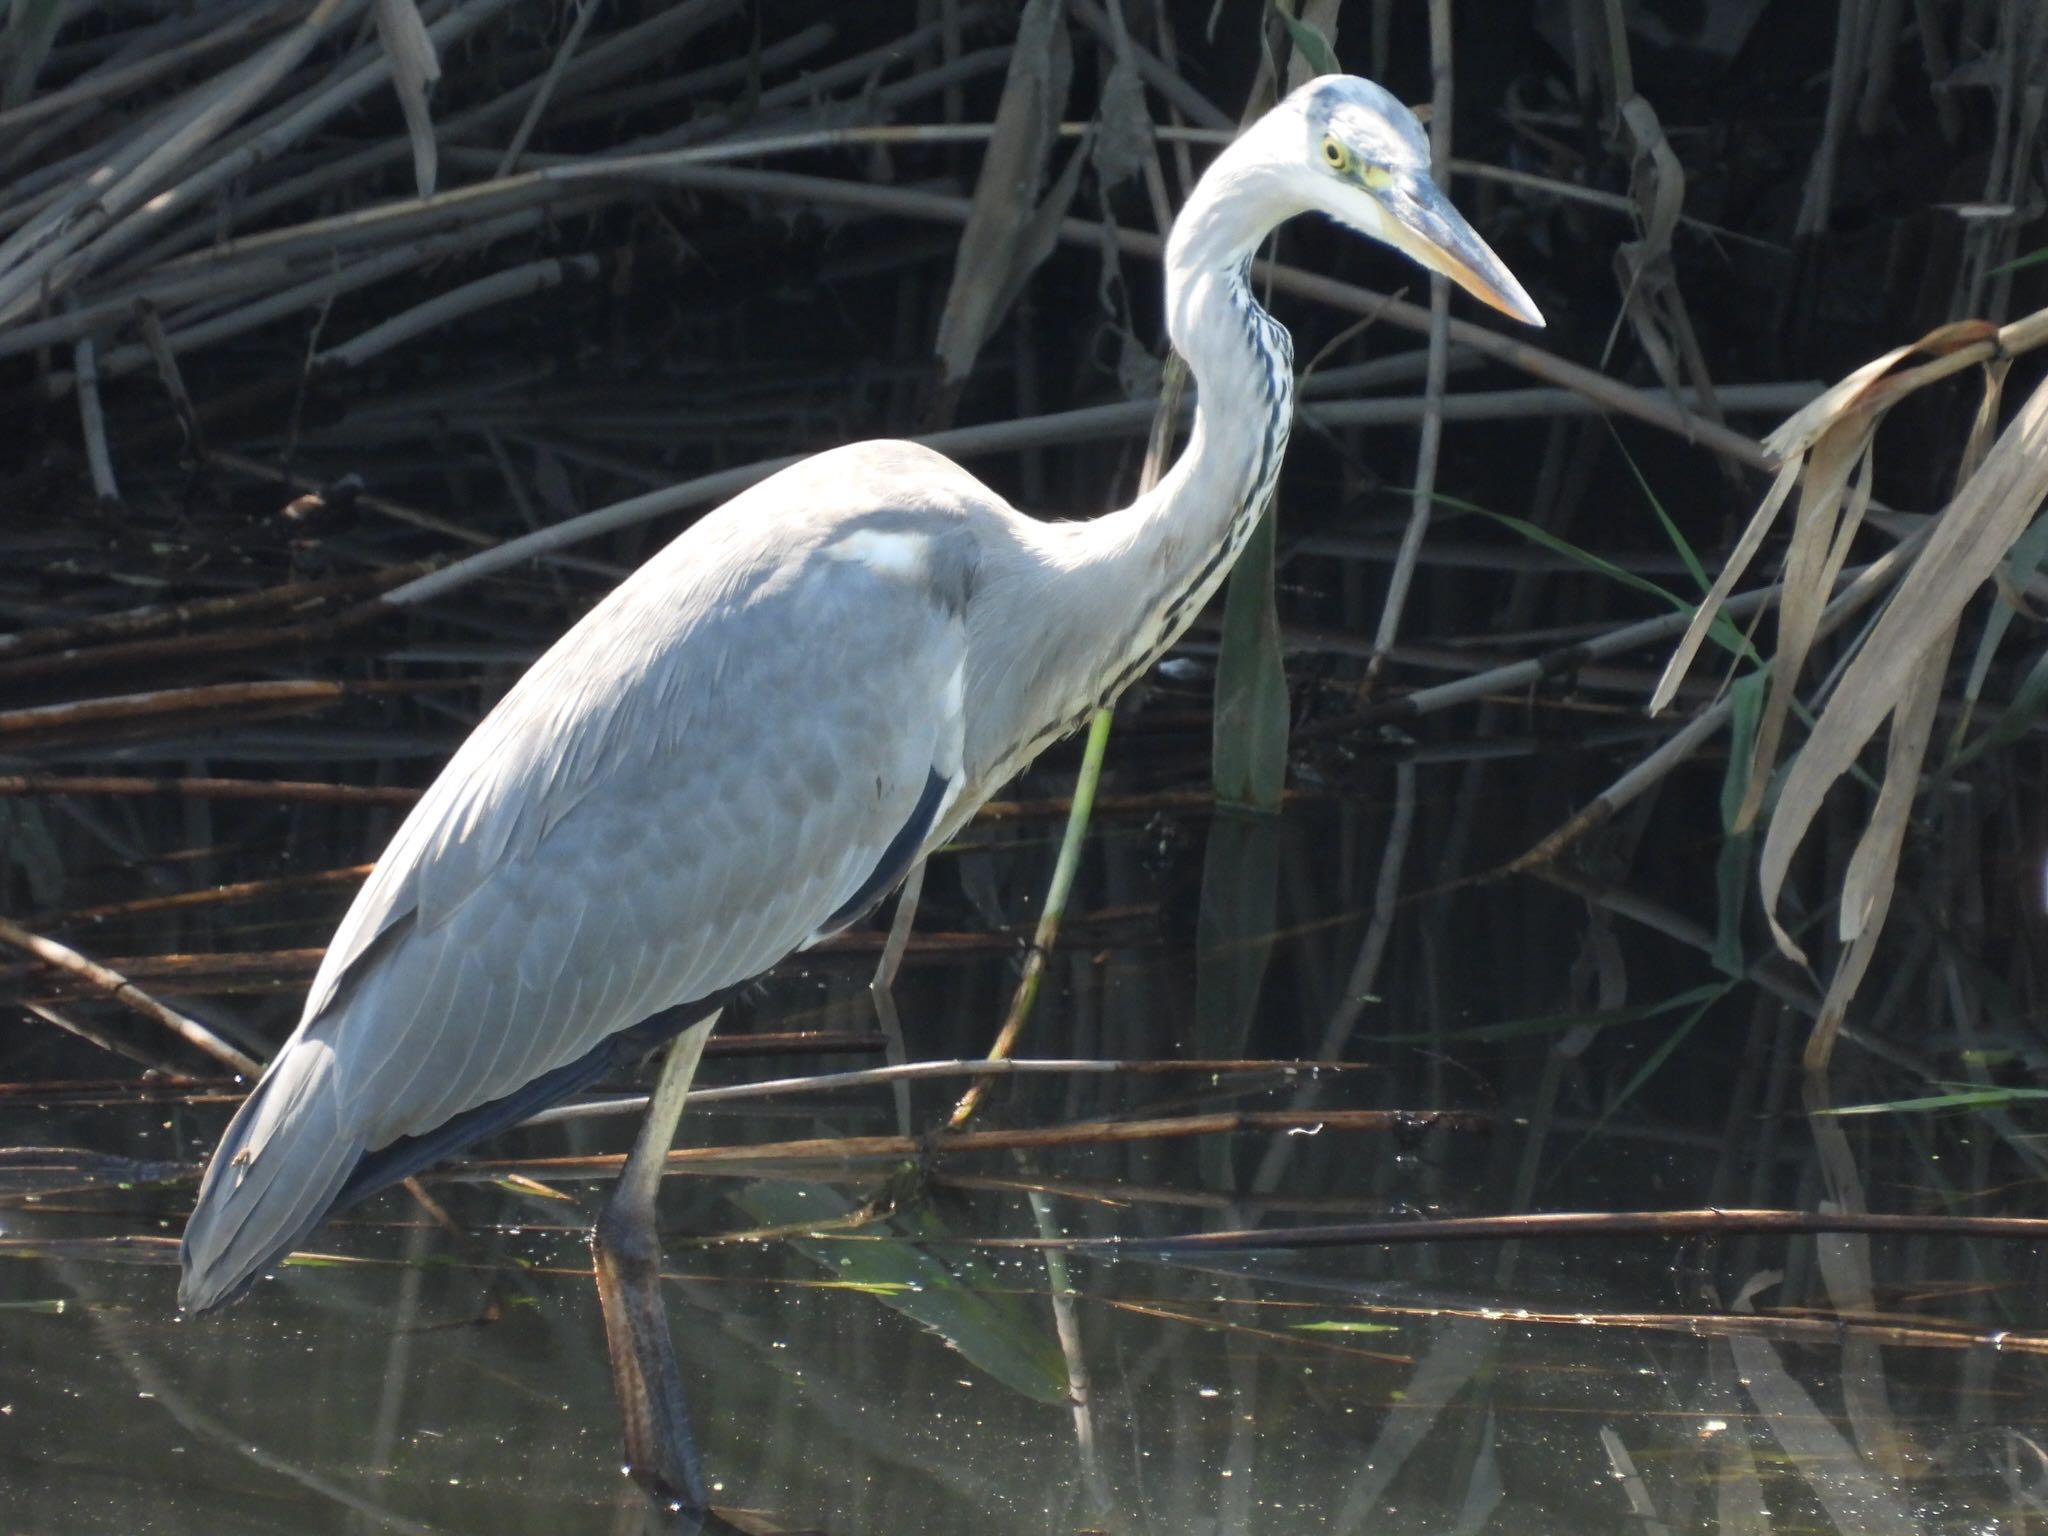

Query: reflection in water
[3,793,2046,1532]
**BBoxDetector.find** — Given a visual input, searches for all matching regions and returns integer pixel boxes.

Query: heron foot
[593,1195,703,1507]
[591,1019,719,1510]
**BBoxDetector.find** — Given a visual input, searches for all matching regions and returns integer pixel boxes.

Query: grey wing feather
[181,444,983,1310]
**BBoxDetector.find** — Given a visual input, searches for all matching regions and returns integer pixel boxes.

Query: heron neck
[1069,165,1298,697]
[959,150,1299,799]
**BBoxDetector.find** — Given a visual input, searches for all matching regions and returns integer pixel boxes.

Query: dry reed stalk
[0,558,441,661]
[525,1055,1366,1124]
[464,1107,1488,1174]
[268,152,1761,608]
[0,0,367,323]
[1365,0,1452,684]
[0,775,414,804]
[2,909,1155,999]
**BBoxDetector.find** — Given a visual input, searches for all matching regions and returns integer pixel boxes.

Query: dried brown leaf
[1611,94,1710,412]
[1801,622,1954,1067]
[1763,320,1998,462]
[1955,357,2013,490]
[1656,321,2005,723]
[1733,420,1874,831]
[1837,624,1952,947]
[1760,374,2048,963]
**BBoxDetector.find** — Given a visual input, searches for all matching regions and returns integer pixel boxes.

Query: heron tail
[178,1038,363,1314]
[179,992,737,1312]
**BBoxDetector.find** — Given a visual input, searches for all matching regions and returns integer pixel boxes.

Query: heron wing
[325,527,969,1146]
[182,448,989,1308]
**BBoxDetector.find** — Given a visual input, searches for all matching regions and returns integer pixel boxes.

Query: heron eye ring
[1320,136,1349,171]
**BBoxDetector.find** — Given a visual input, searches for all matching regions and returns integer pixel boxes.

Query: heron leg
[593,1011,719,1509]
[868,858,925,1135]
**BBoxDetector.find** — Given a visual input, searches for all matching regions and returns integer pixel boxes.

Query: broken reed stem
[0,8,295,139]
[1366,0,1455,687]
[0,0,368,324]
[0,917,261,1077]
[24,1001,185,1074]
[206,450,500,546]
[1510,695,1731,872]
[0,589,456,693]
[71,330,119,503]
[313,253,600,370]
[1509,523,1935,873]
[493,0,606,179]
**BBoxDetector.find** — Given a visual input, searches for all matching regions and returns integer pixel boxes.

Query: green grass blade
[1822,1088,2048,1116]
[1213,505,1289,813]
[1609,428,1714,596]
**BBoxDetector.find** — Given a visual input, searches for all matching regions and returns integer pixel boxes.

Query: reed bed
[3,6,2048,1525]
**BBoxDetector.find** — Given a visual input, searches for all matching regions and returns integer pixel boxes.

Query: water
[2,783,2043,1534]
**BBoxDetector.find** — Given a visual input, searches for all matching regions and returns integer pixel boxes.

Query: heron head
[1272,75,1543,328]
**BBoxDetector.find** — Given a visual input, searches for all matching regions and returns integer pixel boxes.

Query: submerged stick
[0,918,260,1078]
[1366,0,1455,686]
[1509,522,1932,872]
[968,1205,2048,1252]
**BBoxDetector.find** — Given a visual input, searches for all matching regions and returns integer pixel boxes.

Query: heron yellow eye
[1320,135,1349,172]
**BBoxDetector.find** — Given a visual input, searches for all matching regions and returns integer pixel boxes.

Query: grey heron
[179,74,1540,1493]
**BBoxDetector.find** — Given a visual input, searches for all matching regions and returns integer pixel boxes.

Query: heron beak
[1377,172,1545,327]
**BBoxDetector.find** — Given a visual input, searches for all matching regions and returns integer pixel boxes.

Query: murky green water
[3,789,2045,1533]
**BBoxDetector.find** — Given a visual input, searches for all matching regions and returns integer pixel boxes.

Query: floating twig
[462,1108,1485,1176]
[523,1055,1367,1124]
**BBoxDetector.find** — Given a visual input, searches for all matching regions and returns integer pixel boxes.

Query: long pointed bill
[1381,173,1545,327]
